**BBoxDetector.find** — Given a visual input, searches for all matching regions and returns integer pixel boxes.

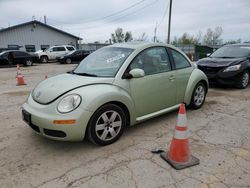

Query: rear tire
[236,71,249,89]
[87,104,126,146]
[24,59,33,66]
[40,56,48,63]
[66,58,72,64]
[189,82,207,109]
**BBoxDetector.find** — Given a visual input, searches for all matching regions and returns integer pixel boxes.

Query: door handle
[169,75,175,81]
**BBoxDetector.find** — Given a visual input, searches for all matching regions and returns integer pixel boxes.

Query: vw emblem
[35,91,42,98]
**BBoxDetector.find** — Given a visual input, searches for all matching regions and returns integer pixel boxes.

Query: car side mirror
[206,53,211,57]
[129,68,145,78]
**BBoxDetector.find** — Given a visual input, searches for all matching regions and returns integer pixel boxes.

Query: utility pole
[44,16,47,24]
[154,22,157,42]
[167,0,172,44]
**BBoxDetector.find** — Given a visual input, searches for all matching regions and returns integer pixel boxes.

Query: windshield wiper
[72,71,98,77]
[213,56,236,58]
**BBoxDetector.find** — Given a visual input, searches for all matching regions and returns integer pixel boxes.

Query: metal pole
[167,0,172,44]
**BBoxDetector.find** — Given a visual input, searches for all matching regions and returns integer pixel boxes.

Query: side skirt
[135,104,180,123]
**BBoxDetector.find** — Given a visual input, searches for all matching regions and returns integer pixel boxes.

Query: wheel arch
[73,84,136,127]
[184,69,209,105]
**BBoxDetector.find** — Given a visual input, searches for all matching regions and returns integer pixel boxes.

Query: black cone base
[160,151,200,170]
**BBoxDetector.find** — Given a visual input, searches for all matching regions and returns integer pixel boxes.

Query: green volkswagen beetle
[22,42,208,145]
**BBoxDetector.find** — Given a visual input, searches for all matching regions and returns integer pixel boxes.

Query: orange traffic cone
[160,103,199,170]
[16,73,26,86]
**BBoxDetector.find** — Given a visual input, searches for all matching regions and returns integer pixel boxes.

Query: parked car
[35,45,76,63]
[22,42,208,145]
[58,50,90,64]
[197,44,250,89]
[0,50,38,66]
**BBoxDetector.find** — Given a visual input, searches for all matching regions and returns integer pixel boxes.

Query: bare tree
[203,26,223,45]
[111,28,133,43]
[171,33,199,45]
[224,38,241,45]
[134,32,148,42]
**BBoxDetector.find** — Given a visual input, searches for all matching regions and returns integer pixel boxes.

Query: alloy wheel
[242,72,249,88]
[194,85,205,106]
[95,110,122,141]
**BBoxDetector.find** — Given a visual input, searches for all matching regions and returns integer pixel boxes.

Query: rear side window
[52,47,66,52]
[171,49,190,69]
[14,51,29,57]
[66,47,75,51]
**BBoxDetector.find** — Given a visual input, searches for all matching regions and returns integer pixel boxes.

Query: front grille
[44,129,66,138]
[198,65,224,74]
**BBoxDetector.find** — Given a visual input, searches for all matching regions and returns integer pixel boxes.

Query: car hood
[32,73,114,104]
[197,57,247,67]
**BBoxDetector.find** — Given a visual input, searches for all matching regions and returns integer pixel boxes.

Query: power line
[49,0,147,25]
[61,0,161,31]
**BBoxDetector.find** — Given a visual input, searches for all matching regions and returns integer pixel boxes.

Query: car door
[56,47,67,57]
[128,47,177,117]
[168,49,193,104]
[13,51,26,64]
[49,47,58,59]
[74,51,81,61]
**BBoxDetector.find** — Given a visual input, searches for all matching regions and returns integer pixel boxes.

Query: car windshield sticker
[106,54,125,63]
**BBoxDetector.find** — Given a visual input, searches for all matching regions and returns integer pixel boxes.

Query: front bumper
[198,66,243,85]
[22,95,93,141]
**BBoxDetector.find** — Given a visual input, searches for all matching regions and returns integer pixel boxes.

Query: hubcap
[95,110,122,141]
[26,60,32,66]
[66,58,71,64]
[242,73,249,87]
[42,57,47,63]
[194,85,205,106]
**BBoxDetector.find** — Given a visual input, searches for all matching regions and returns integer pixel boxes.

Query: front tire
[40,56,48,63]
[236,71,249,89]
[87,104,126,146]
[189,82,207,109]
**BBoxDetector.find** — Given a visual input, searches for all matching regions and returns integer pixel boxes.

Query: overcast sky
[0,0,249,43]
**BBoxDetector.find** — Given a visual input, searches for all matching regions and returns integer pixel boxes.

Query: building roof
[0,20,82,40]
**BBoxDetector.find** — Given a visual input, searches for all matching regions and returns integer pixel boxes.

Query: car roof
[1,50,26,53]
[224,43,250,47]
[109,42,175,50]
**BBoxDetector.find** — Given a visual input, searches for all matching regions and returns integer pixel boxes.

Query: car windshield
[0,51,6,56]
[210,46,250,58]
[73,47,134,77]
[0,51,8,57]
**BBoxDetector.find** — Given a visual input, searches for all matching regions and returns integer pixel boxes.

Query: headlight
[223,65,241,72]
[60,56,64,59]
[57,94,81,113]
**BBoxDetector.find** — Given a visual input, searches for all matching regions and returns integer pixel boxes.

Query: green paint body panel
[22,42,208,141]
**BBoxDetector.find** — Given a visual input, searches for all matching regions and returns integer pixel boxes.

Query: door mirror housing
[206,53,211,57]
[129,68,145,78]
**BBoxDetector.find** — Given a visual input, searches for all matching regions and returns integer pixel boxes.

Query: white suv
[35,45,76,63]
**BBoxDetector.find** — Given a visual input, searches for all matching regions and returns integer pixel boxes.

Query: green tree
[111,28,133,43]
